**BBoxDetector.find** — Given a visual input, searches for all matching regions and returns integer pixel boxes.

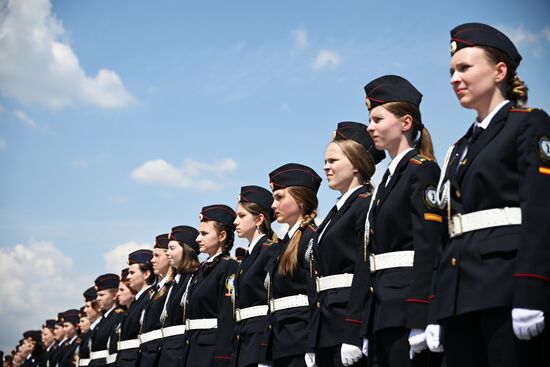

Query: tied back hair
[200,221,235,275]
[480,46,528,106]
[383,101,435,161]
[239,201,279,243]
[278,186,318,276]
[332,139,376,192]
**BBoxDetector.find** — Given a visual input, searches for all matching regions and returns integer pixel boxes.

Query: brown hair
[137,263,156,285]
[175,244,200,274]
[332,139,376,190]
[200,220,235,274]
[278,186,318,276]
[239,201,278,243]
[383,101,435,160]
[479,46,528,106]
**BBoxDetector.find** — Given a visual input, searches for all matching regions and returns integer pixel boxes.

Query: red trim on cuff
[406,298,430,304]
[514,273,550,282]
[344,318,363,324]
[214,355,232,360]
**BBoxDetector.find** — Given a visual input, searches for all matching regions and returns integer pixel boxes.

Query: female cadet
[355,75,444,367]
[306,122,385,367]
[156,225,200,366]
[58,310,81,367]
[181,205,239,367]
[231,185,279,367]
[89,274,125,367]
[137,234,173,367]
[115,250,154,367]
[265,163,321,367]
[426,23,550,367]
[42,319,57,366]
[78,287,100,367]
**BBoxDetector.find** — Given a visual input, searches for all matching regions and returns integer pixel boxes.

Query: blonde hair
[278,186,317,276]
[332,139,376,189]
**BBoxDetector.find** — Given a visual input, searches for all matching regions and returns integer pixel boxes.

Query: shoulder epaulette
[261,239,276,247]
[115,307,125,314]
[510,106,541,113]
[358,192,373,199]
[409,155,431,165]
[307,224,317,233]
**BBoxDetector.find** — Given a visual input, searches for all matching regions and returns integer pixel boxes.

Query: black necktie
[455,126,484,172]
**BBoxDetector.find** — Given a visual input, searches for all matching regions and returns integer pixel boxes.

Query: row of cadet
[4,22,549,367]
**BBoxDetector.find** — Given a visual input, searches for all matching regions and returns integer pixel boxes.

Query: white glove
[361,338,368,357]
[340,343,363,366]
[408,328,427,359]
[425,324,444,352]
[512,308,545,340]
[304,352,316,367]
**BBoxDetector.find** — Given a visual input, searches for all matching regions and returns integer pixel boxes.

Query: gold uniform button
[369,287,374,293]
[236,335,240,341]
[316,302,321,308]
[451,258,457,267]
[186,340,189,345]
[456,190,461,198]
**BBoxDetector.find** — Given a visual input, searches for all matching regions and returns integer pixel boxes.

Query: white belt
[117,339,140,350]
[78,359,90,366]
[235,305,269,322]
[89,350,108,360]
[316,273,353,292]
[269,294,309,313]
[450,207,521,238]
[185,318,218,330]
[138,329,163,344]
[105,353,117,364]
[163,324,186,337]
[370,251,415,273]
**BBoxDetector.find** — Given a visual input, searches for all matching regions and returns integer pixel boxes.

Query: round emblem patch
[365,97,372,110]
[423,186,439,211]
[198,213,204,220]
[450,41,457,54]
[225,274,236,297]
[270,182,275,191]
[538,135,550,165]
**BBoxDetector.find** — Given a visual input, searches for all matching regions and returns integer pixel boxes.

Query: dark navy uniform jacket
[182,256,239,367]
[136,277,173,367]
[433,103,550,321]
[157,272,193,367]
[58,336,80,367]
[308,185,372,350]
[231,235,278,367]
[264,224,318,361]
[115,288,152,367]
[351,149,444,336]
[88,306,125,367]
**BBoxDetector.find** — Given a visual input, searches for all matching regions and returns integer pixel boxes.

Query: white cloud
[0,136,7,151]
[497,25,538,47]
[312,49,341,70]
[543,26,550,44]
[292,27,309,49]
[0,0,135,109]
[103,241,149,273]
[14,109,37,129]
[131,158,238,191]
[0,240,90,350]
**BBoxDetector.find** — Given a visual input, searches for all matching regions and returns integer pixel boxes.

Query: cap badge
[450,41,458,54]
[365,97,372,110]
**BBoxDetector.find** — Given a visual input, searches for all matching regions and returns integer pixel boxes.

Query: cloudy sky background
[1,0,549,351]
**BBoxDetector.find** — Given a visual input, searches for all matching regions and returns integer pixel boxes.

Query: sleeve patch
[538,135,550,165]
[424,213,443,222]
[224,274,236,297]
[422,186,439,211]
[539,166,550,176]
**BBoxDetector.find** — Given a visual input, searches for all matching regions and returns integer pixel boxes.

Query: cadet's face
[166,241,183,268]
[84,301,100,321]
[116,282,134,306]
[196,221,223,257]
[127,263,147,292]
[42,328,55,347]
[62,322,77,339]
[79,317,91,334]
[152,248,170,275]
[234,204,260,240]
[367,106,404,151]
[450,47,502,110]
[54,325,65,340]
[324,142,357,194]
[272,188,301,227]
[96,289,116,310]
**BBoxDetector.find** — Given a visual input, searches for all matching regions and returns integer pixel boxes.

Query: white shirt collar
[174,273,181,283]
[476,99,509,129]
[247,234,265,255]
[69,335,77,344]
[336,185,363,210]
[103,305,116,318]
[388,148,414,177]
[57,337,67,347]
[90,317,101,330]
[157,275,169,288]
[206,250,223,262]
[135,285,152,301]
[287,221,301,239]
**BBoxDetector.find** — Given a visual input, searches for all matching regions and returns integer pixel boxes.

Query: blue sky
[1,0,549,351]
